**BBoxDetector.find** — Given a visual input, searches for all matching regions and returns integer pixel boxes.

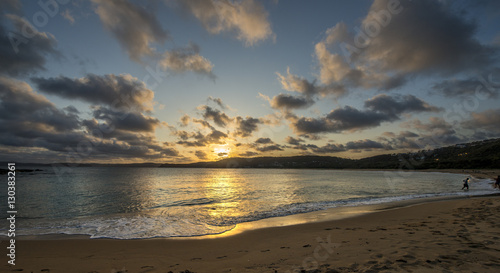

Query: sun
[213,144,231,158]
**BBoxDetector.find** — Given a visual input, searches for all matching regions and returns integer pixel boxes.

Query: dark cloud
[462,108,500,134]
[159,42,215,78]
[362,0,496,74]
[0,0,21,13]
[0,77,178,162]
[176,129,228,147]
[292,94,440,134]
[255,144,283,152]
[365,94,441,117]
[195,150,208,160]
[293,106,388,134]
[255,137,273,144]
[208,96,226,109]
[91,0,168,62]
[380,131,421,150]
[432,69,500,98]
[234,116,261,137]
[192,118,215,130]
[345,139,387,150]
[269,93,314,110]
[89,106,160,133]
[239,151,259,157]
[0,76,79,134]
[32,74,155,112]
[404,117,464,146]
[315,0,498,92]
[308,139,388,154]
[399,131,419,138]
[285,136,304,146]
[200,106,231,127]
[311,143,345,154]
[284,136,318,151]
[0,14,59,76]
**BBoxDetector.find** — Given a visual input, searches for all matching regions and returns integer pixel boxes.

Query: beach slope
[3,195,500,273]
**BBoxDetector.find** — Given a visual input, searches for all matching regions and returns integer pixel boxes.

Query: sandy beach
[2,193,499,273]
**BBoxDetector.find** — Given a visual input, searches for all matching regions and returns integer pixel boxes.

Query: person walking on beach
[462,177,470,190]
[494,176,500,189]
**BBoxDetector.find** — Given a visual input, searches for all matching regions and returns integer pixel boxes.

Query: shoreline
[3,195,500,272]
[8,169,499,241]
[11,192,500,242]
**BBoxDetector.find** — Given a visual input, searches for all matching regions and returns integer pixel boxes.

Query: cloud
[285,136,304,146]
[175,129,228,147]
[462,108,500,134]
[294,106,389,134]
[208,96,226,109]
[403,117,463,146]
[89,106,160,133]
[379,131,421,149]
[284,136,319,151]
[195,150,208,160]
[363,0,495,74]
[345,139,387,150]
[432,69,500,98]
[255,137,272,144]
[0,76,80,134]
[192,118,215,130]
[291,94,440,134]
[0,0,21,13]
[255,144,283,152]
[180,114,190,126]
[311,143,345,154]
[0,77,178,162]
[159,42,215,78]
[314,0,498,92]
[277,67,346,99]
[364,94,441,117]
[0,14,59,76]
[234,116,261,137]
[61,9,75,24]
[239,151,259,157]
[91,0,168,62]
[268,93,314,110]
[180,0,274,46]
[32,74,155,112]
[314,42,352,85]
[199,105,231,127]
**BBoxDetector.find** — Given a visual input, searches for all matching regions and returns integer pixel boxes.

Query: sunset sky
[1,0,499,163]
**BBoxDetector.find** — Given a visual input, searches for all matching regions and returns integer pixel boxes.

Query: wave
[3,179,496,239]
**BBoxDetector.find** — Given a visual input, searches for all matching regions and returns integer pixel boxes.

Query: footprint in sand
[139,266,155,273]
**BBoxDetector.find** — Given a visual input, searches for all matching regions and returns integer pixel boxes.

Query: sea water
[0,167,496,239]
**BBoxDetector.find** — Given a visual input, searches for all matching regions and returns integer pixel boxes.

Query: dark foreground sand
[2,194,500,273]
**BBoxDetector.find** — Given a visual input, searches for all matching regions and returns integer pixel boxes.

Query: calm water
[0,167,496,239]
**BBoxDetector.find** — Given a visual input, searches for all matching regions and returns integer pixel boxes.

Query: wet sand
[2,194,500,273]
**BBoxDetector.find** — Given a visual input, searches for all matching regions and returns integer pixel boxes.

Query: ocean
[0,167,496,239]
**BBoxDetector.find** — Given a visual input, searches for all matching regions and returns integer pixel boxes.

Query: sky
[0,0,499,164]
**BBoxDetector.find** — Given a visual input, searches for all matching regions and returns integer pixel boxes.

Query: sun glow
[213,144,231,158]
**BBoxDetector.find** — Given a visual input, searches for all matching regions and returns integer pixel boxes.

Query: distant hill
[160,138,500,170]
[2,138,499,170]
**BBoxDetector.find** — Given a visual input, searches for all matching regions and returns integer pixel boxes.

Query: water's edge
[10,192,500,241]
